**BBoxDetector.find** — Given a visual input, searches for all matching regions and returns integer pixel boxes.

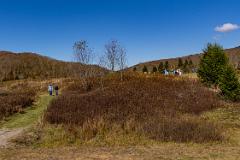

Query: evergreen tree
[188,59,194,72]
[183,59,189,67]
[189,59,193,66]
[178,58,183,68]
[164,61,169,70]
[219,65,240,101]
[133,67,137,72]
[152,66,157,73]
[182,59,189,73]
[197,43,228,86]
[198,43,240,101]
[158,62,164,73]
[142,65,148,73]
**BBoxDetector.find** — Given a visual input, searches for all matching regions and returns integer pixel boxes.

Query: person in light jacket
[48,84,53,96]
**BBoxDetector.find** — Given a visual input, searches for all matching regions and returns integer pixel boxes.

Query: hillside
[0,51,105,81]
[131,46,240,71]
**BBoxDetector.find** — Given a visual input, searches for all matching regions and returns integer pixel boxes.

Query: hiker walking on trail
[54,85,59,96]
[48,84,53,96]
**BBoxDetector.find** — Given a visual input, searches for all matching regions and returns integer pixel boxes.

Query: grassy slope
[0,94,54,129]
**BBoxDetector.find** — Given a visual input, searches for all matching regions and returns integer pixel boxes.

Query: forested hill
[0,51,105,81]
[130,46,240,72]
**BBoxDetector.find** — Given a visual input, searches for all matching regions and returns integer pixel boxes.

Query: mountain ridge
[0,51,105,81]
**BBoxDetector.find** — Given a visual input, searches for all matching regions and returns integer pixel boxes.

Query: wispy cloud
[215,23,239,32]
[212,34,222,41]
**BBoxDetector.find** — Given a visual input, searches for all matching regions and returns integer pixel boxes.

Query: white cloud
[215,23,239,32]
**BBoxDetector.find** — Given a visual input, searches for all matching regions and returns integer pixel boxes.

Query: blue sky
[0,0,240,65]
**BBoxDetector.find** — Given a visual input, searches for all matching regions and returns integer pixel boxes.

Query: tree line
[138,58,195,73]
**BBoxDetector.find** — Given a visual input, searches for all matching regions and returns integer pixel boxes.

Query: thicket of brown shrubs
[0,82,37,120]
[45,74,224,143]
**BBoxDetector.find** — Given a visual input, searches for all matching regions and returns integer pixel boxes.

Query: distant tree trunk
[118,47,127,81]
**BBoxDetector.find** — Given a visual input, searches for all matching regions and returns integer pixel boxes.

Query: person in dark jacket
[54,85,59,96]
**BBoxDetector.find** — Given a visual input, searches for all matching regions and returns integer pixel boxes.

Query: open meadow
[1,73,240,159]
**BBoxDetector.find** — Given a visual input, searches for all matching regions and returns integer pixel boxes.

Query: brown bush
[141,115,223,142]
[45,74,224,143]
[0,86,37,120]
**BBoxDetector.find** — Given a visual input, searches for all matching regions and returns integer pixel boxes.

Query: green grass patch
[201,104,240,145]
[0,94,54,129]
[202,105,240,128]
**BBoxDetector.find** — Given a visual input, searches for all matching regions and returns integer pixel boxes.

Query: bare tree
[73,40,94,90]
[73,40,92,65]
[104,39,127,80]
[118,47,127,81]
[104,40,119,71]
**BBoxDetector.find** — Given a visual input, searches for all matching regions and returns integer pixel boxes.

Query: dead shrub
[140,115,223,143]
[45,74,224,143]
[0,84,37,120]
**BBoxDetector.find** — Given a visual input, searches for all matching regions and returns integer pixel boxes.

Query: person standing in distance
[48,84,53,96]
[55,85,59,96]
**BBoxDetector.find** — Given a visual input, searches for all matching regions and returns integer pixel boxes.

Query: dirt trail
[0,94,53,148]
[0,128,24,148]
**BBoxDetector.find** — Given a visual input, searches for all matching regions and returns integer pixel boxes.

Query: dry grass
[2,144,240,160]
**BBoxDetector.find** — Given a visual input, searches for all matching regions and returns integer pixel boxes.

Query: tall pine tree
[152,66,157,73]
[178,58,183,68]
[183,59,189,73]
[142,65,148,73]
[198,43,240,101]
[164,61,169,70]
[197,43,228,86]
[158,62,164,73]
